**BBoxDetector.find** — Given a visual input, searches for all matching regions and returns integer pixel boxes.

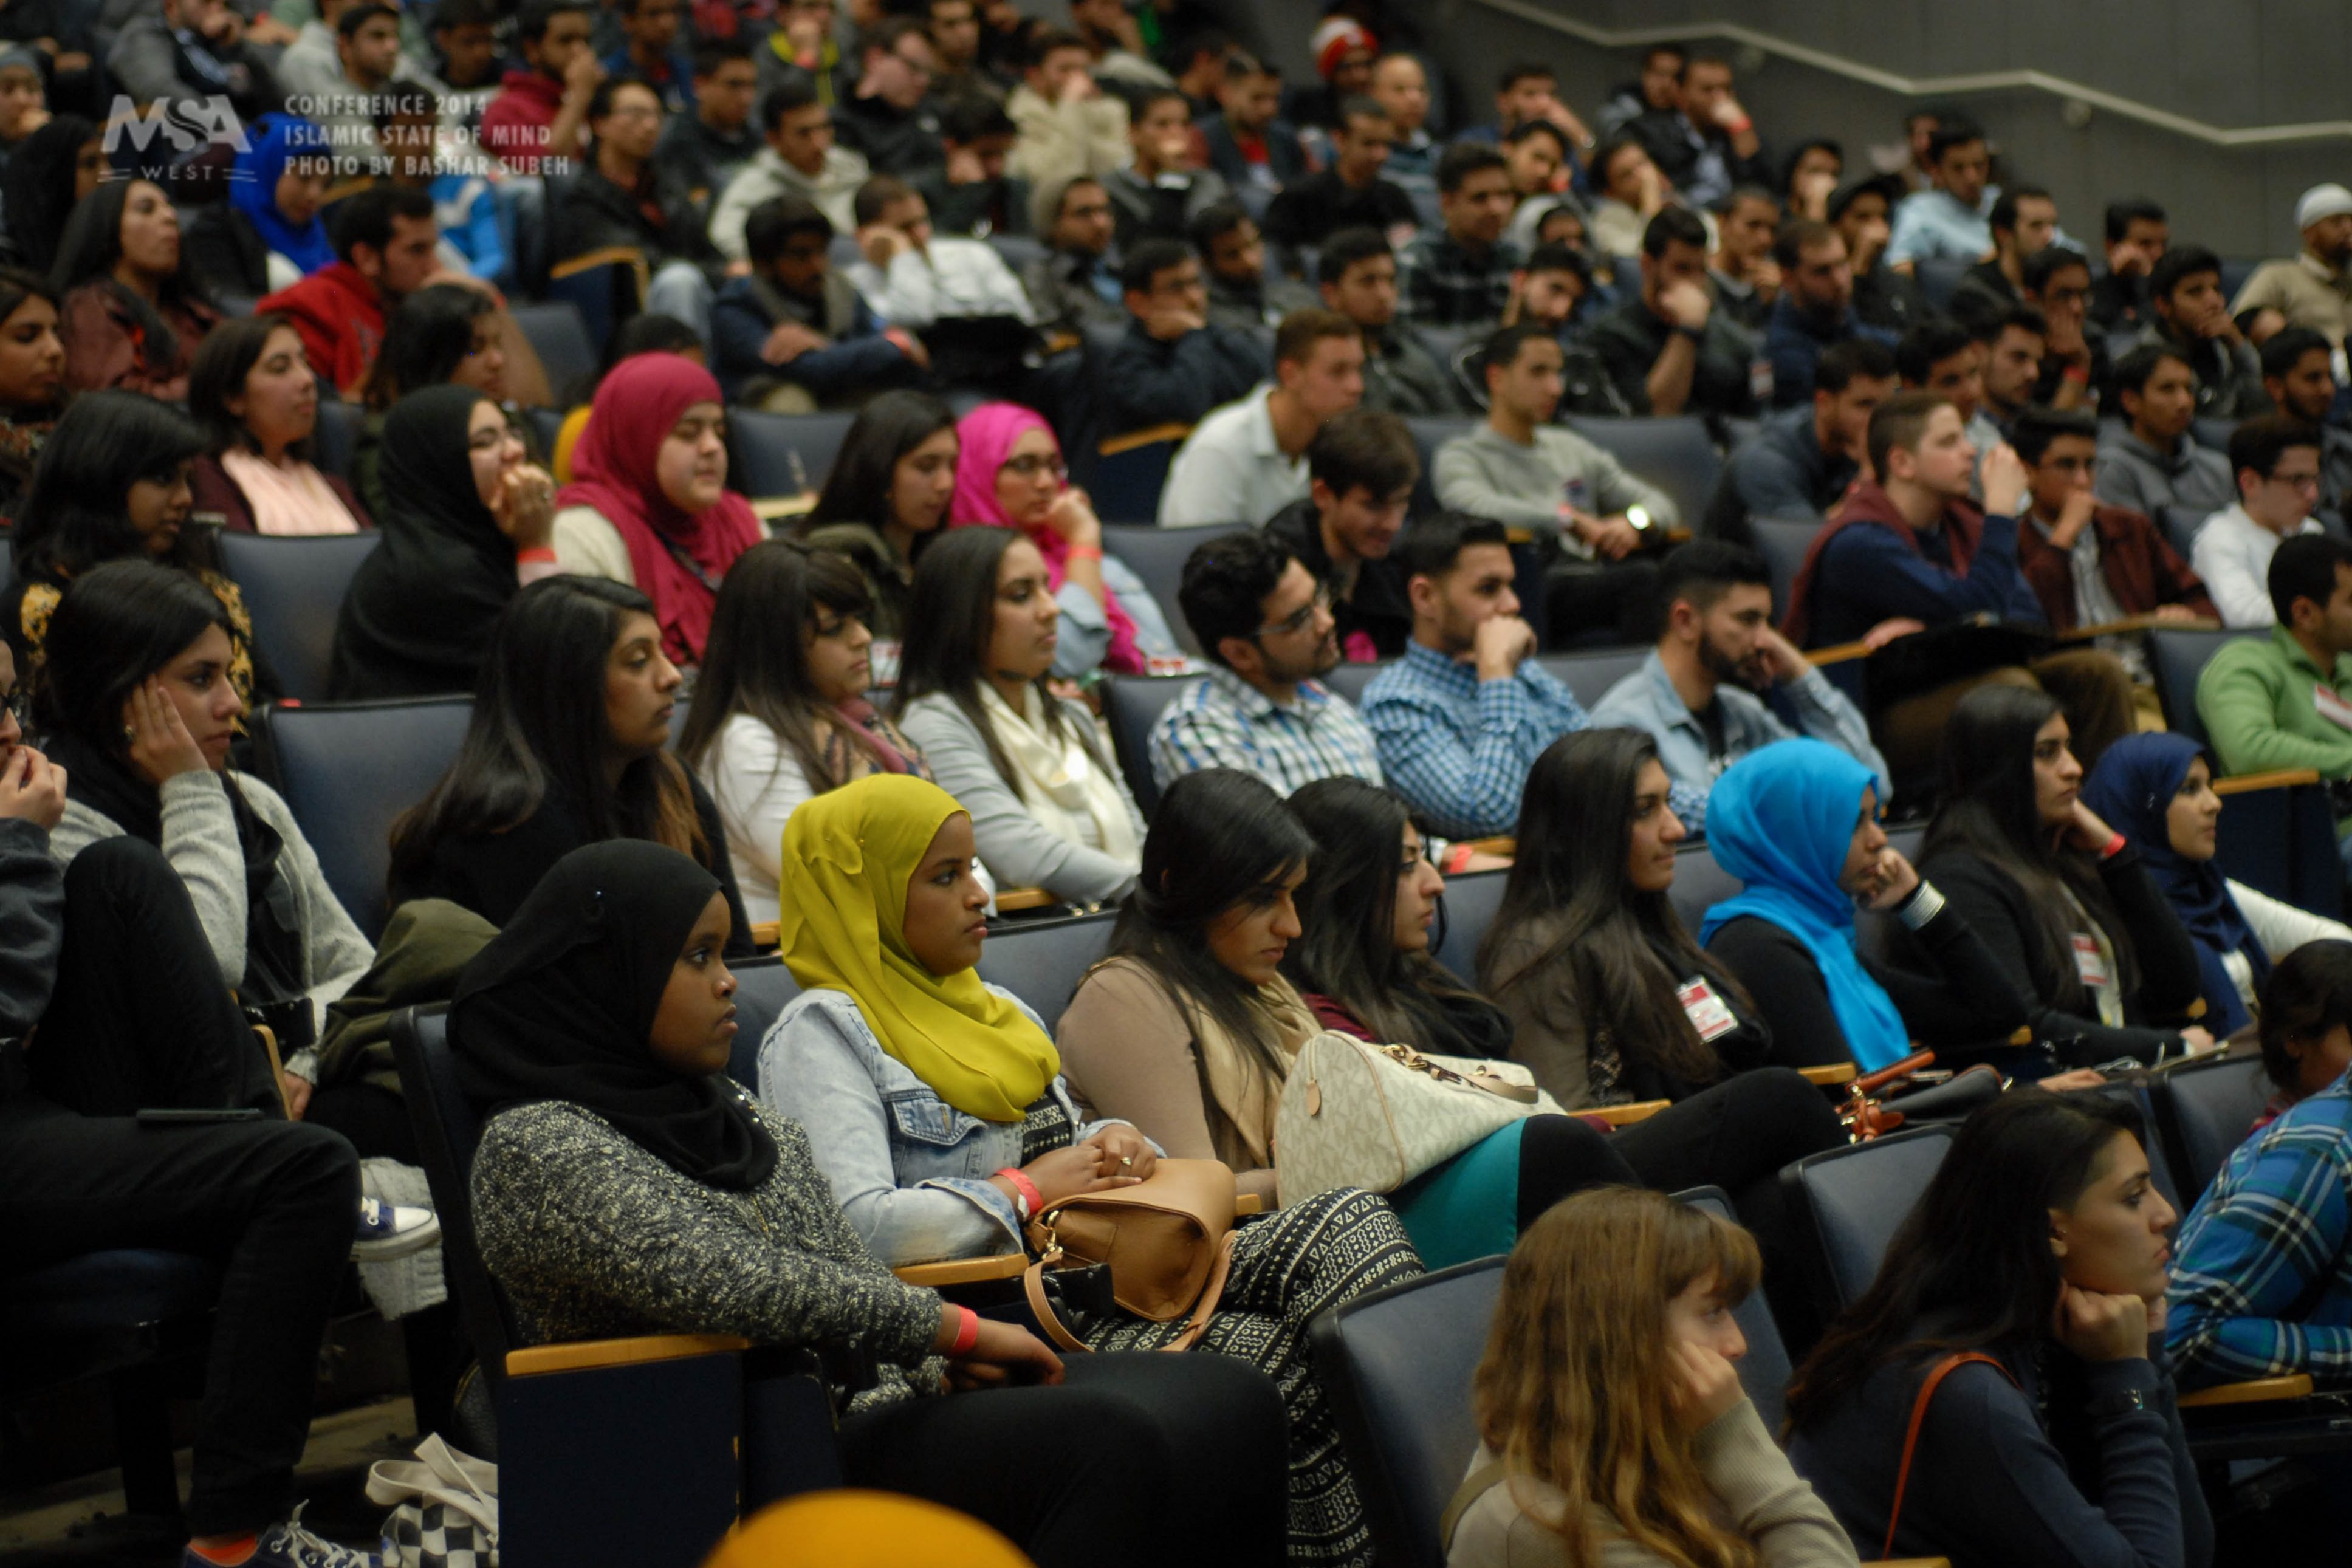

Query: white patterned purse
[370,1433,498,1568]
[1273,1032,1563,1204]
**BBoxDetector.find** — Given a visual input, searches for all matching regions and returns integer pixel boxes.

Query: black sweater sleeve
[2097,846,2206,1026]
[1704,916,1856,1070]
[1867,887,2036,1050]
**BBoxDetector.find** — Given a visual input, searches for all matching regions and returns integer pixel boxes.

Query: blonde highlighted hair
[1470,1186,1764,1568]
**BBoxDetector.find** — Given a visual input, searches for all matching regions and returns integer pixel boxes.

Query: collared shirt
[1588,648,1889,812]
[1397,228,1523,327]
[1157,383,1309,527]
[2230,251,2352,350]
[2190,502,2325,628]
[1363,640,1709,838]
[2198,621,2352,784]
[2166,1072,2352,1388]
[2026,512,2144,677]
[1886,186,1997,266]
[846,237,1034,328]
[1146,665,1383,793]
[2092,429,2236,521]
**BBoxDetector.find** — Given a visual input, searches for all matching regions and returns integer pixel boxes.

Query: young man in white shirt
[2192,414,2326,627]
[1158,309,1365,526]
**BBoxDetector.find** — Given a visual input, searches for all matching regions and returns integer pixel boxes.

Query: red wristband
[949,1304,979,1357]
[1066,543,1103,561]
[996,1166,1043,1221]
[516,546,558,563]
[2062,363,2091,382]
[1444,842,1476,874]
[2100,831,2127,860]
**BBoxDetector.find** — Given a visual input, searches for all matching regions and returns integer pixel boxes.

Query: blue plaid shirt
[2165,1072,2352,1389]
[1147,666,1384,795]
[1362,640,1708,838]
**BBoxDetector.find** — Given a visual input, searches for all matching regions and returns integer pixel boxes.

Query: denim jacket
[758,987,1145,1267]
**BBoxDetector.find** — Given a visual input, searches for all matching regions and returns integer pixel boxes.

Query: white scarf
[978,683,1141,868]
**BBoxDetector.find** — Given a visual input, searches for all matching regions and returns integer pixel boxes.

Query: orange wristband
[1066,543,1103,561]
[516,546,558,563]
[949,1305,979,1356]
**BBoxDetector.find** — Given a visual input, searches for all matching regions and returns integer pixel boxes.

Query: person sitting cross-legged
[1147,529,1381,796]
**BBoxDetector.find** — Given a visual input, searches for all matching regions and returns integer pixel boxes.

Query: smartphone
[135,1107,264,1125]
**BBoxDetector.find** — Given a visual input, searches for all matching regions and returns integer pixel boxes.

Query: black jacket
[1096,319,1267,434]
[182,203,272,300]
[550,163,722,276]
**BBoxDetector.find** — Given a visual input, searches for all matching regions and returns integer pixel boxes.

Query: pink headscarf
[948,402,1145,676]
[555,354,765,665]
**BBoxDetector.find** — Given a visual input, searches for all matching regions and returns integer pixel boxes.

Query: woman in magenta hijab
[948,402,1178,679]
[552,354,766,665]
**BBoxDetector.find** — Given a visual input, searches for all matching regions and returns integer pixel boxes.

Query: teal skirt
[1390,1120,1524,1272]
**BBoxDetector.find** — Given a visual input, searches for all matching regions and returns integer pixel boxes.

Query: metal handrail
[1469,0,2352,148]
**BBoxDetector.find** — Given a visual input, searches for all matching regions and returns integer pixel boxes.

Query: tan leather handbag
[1021,1157,1239,1354]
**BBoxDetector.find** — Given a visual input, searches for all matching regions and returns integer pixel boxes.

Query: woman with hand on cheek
[1786,1095,2205,1568]
[461,839,1282,1568]
[764,773,1405,1568]
[1450,1187,1857,1568]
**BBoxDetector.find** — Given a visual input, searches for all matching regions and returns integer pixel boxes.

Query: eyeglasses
[999,453,1066,480]
[1256,585,1332,638]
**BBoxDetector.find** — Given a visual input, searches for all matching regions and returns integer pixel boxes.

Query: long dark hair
[803,389,957,536]
[892,524,1102,800]
[676,538,884,786]
[389,575,709,880]
[1478,728,1741,1090]
[50,178,213,368]
[1785,1092,2148,1431]
[188,313,314,460]
[1103,768,1318,1082]
[1283,776,1507,1055]
[360,283,496,411]
[0,265,60,414]
[1,116,97,275]
[13,392,211,587]
[33,558,230,744]
[1922,683,2136,1012]
[2257,939,2352,1099]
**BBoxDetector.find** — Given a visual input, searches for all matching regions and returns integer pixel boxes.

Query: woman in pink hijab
[552,354,765,665]
[948,402,1178,679]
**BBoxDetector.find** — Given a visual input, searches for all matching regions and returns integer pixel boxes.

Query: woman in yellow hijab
[762,774,1426,1568]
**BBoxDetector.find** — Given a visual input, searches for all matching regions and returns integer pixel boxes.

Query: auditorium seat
[510,301,600,401]
[1432,868,1506,981]
[731,409,855,499]
[1101,672,1202,815]
[725,957,802,1092]
[1563,414,1723,530]
[1322,659,1387,708]
[973,909,1116,1029]
[1780,1123,1956,1313]
[1678,1186,1794,1433]
[1751,515,1823,618]
[1914,255,1970,310]
[310,397,363,480]
[1102,522,1245,655]
[214,530,383,704]
[1667,840,1743,936]
[2146,625,2241,745]
[2151,1052,2269,1202]
[1092,425,1192,525]
[1535,645,1648,710]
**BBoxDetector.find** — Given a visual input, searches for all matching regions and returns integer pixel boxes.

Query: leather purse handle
[1883,1351,2017,1559]
[1020,1230,1239,1355]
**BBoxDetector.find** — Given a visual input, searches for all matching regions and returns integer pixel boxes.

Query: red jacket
[481,70,567,174]
[2013,504,2217,632]
[257,262,385,397]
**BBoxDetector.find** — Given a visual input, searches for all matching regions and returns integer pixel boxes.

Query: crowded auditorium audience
[12,12,2352,1566]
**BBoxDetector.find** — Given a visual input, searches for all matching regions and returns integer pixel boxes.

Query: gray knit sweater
[471,1097,948,1409]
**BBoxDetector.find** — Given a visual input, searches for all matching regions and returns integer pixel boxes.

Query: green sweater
[2197,625,2352,803]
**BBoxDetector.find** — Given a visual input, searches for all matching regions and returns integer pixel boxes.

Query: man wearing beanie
[2232,183,2352,351]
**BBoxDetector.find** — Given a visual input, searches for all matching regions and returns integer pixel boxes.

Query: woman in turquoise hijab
[1699,739,2034,1071]
[186,116,334,298]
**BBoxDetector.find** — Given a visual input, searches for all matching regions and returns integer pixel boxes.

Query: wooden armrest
[753,494,816,520]
[250,1019,292,1118]
[996,887,1054,912]
[549,244,648,282]
[2178,1372,2315,1408]
[1805,638,1874,666]
[1235,1193,1264,1217]
[1797,1062,1857,1087]
[2215,767,2323,795]
[749,920,780,950]
[894,1253,1030,1287]
[1586,1098,1671,1126]
[1881,1559,1950,1567]
[506,1332,751,1377]
[2184,996,2207,1020]
[1459,835,1515,857]
[1098,421,1194,457]
[1503,526,1534,546]
[2010,1025,2034,1046]
[2060,613,2220,639]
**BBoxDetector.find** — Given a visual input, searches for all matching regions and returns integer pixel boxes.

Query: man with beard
[1592,539,1886,814]
[1148,529,1384,793]
[2231,184,2352,352]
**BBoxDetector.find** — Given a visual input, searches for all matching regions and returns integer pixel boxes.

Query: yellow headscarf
[778,775,1060,1122]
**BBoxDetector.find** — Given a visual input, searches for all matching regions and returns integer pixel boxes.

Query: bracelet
[2062,362,2091,382]
[2100,831,2128,860]
[949,1304,980,1357]
[1445,842,1477,874]
[996,1166,1043,1222]
[516,545,558,563]
[1724,115,1753,136]
[1066,543,1103,561]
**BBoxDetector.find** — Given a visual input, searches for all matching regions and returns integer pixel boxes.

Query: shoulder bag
[1272,1031,1562,1205]
[1881,1350,2018,1559]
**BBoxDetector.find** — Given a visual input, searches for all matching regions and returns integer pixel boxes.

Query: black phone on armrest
[135,1108,264,1125]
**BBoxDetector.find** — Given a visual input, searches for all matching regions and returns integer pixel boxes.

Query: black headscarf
[450,839,777,1190]
[0,115,93,275]
[329,387,519,701]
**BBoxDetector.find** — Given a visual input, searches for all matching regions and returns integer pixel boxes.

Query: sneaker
[352,1196,440,1262]
[180,1504,385,1568]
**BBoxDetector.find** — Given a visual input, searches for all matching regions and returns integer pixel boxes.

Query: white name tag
[2071,933,2111,990]
[2316,683,2352,733]
[1678,978,1738,1042]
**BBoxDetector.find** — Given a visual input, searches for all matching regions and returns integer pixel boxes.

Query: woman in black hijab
[329,386,557,702]
[0,114,97,275]
[454,840,1290,1568]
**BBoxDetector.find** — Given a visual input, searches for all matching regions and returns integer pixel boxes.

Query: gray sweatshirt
[1433,422,1679,557]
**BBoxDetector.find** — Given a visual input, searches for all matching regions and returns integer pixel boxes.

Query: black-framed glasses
[1256,586,1332,639]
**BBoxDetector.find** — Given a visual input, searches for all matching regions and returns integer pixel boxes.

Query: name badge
[2071,933,2110,990]
[1678,978,1738,1042]
[2316,683,2352,733]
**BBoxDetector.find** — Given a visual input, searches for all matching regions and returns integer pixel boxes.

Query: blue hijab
[1697,739,1911,1070]
[2080,732,2264,1035]
[229,116,334,276]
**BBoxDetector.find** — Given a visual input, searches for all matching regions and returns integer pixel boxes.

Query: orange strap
[1882,1351,2017,1560]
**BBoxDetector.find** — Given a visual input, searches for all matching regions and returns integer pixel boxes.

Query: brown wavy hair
[1470,1186,1763,1568]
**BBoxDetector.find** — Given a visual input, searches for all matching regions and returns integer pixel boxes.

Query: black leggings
[836,1351,1288,1568]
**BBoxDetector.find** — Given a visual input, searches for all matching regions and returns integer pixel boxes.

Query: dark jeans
[0,837,361,1535]
[837,1351,1288,1568]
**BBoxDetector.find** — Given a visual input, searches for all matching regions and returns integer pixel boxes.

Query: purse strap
[1019,1228,1238,1355]
[1883,1351,2016,1560]
[1439,1459,1509,1554]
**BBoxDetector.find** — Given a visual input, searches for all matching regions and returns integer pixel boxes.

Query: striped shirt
[2165,1073,2352,1389]
[1146,666,1383,795]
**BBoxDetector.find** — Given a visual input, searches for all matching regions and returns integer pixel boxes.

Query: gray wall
[1212,0,2352,258]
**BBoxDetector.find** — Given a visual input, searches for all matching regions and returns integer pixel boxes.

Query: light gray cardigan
[50,769,375,1044]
